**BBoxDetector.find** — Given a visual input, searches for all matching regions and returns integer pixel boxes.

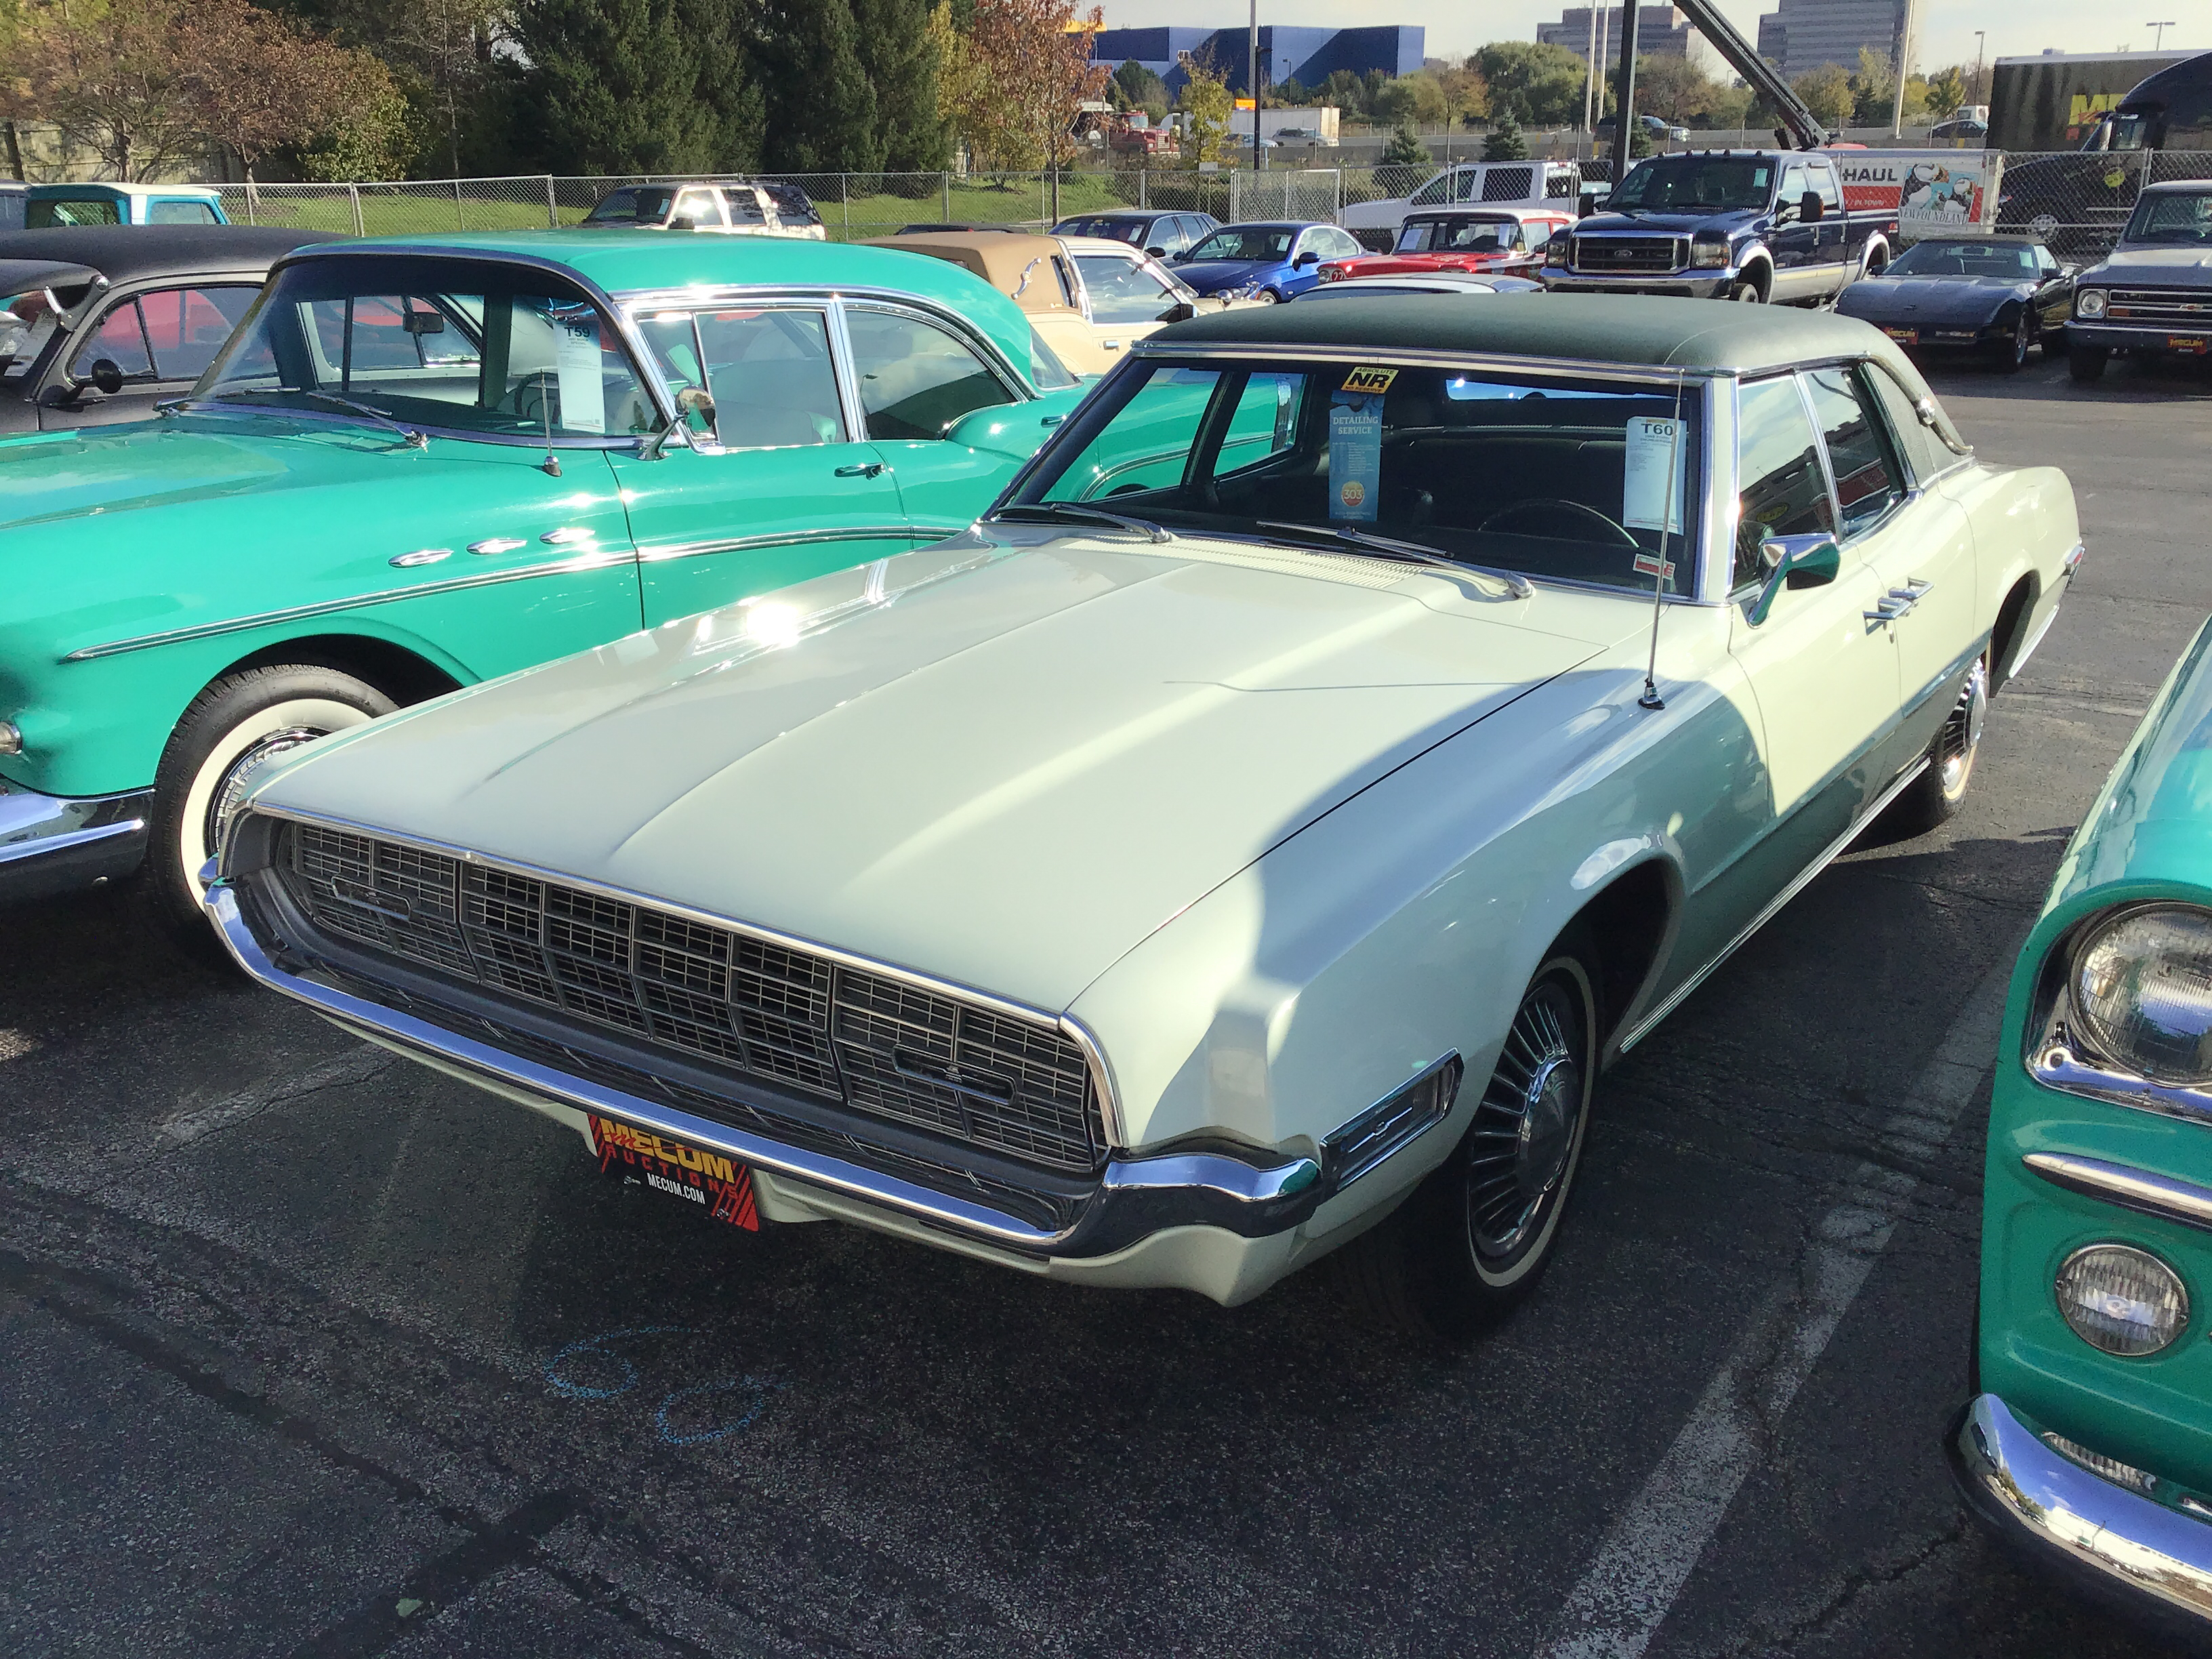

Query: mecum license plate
[2169,335,2209,354]
[588,1113,759,1229]
[1883,326,1918,344]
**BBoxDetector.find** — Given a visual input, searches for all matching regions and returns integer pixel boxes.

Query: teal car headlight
[2069,904,2212,1084]
[2055,1243,2189,1356]
[2076,287,2108,319]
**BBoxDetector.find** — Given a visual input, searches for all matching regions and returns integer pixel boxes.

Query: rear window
[584,188,676,226]
[27,196,121,228]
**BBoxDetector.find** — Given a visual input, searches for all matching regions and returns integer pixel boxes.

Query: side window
[2036,243,2061,275]
[844,308,1014,441]
[1410,176,1450,206]
[1809,164,1841,213]
[134,285,258,381]
[664,308,846,448]
[721,188,766,227]
[672,188,722,228]
[1778,164,1809,208]
[1734,376,1832,590]
[149,199,220,224]
[1863,362,1956,484]
[1073,255,1178,324]
[73,300,155,381]
[1801,365,1904,536]
[1215,371,1303,474]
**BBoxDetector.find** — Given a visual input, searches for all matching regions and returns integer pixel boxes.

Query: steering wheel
[1479,499,1640,546]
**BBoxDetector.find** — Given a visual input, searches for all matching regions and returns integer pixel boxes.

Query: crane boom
[1666,0,1832,150]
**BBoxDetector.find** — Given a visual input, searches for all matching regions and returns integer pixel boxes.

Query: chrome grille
[2107,288,2212,329]
[274,821,1103,1172]
[1572,235,1685,274]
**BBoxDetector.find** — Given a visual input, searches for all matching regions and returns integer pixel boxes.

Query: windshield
[190,253,659,441]
[2088,112,2155,152]
[1608,157,1775,213]
[1397,217,1514,254]
[584,187,676,226]
[1188,226,1296,262]
[2124,191,2212,246]
[1885,240,2038,277]
[1055,216,1145,243]
[1008,356,1701,596]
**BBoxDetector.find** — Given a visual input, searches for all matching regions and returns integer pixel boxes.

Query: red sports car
[1319,207,1574,285]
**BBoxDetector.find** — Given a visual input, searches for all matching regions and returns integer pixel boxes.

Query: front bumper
[1949,1393,2212,1645]
[0,777,150,905]
[205,880,1348,1292]
[1539,265,1731,298]
[2069,319,2212,355]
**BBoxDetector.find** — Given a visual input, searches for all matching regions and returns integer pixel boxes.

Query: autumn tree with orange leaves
[941,0,1109,180]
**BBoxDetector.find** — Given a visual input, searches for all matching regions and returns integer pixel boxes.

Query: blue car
[1172,220,1367,302]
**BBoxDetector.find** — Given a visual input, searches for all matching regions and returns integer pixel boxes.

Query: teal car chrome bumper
[1950,1393,2212,1643]
[0,775,149,904]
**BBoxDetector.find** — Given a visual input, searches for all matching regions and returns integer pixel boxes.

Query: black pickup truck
[1540,150,1896,305]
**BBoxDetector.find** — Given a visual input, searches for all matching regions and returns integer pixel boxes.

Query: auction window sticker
[1328,367,1395,523]
[1623,414,1688,586]
[550,300,607,434]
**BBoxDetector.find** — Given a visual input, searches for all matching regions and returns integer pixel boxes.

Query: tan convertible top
[862,233,1080,316]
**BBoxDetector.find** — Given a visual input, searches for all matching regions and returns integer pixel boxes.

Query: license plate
[2169,335,2209,354]
[588,1113,758,1229]
[1883,326,1919,344]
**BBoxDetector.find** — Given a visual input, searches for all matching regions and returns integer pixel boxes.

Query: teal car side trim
[636,525,943,564]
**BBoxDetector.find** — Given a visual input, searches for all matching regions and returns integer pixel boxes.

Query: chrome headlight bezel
[2029,901,2212,1126]
[1689,234,1731,269]
[2076,287,2108,319]
[2054,1242,2190,1357]
[2066,903,2212,1086]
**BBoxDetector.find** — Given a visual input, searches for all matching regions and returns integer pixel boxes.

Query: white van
[1343,159,1595,248]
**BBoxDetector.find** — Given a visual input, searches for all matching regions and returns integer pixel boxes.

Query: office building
[1092,25,1425,96]
[1755,0,1914,77]
[1536,7,1694,62]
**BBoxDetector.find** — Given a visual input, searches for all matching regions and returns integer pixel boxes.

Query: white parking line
[1535,950,2018,1659]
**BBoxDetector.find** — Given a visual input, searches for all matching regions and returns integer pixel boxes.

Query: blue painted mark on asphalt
[544,1326,692,1399]
[546,1327,781,1442]
[654,1376,782,1446]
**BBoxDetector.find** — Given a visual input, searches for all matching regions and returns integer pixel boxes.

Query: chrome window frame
[830,295,1029,441]
[633,300,853,455]
[82,274,267,388]
[1797,359,1916,546]
[1728,368,1832,599]
[1048,341,1733,604]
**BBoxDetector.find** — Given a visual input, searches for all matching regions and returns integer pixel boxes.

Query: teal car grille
[276,821,1105,1173]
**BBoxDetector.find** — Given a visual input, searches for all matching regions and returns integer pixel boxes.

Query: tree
[1175,52,1232,168]
[1438,65,1488,130]
[3,0,211,180]
[1791,62,1854,131]
[753,0,876,173]
[296,55,415,180]
[263,0,510,180]
[186,0,384,182]
[852,0,949,170]
[1380,125,1430,168]
[1924,64,1966,120]
[1471,40,1586,127]
[1111,58,1168,121]
[1319,68,1366,115]
[944,0,1107,172]
[512,0,765,174]
[1483,110,1527,161]
[1633,52,1716,124]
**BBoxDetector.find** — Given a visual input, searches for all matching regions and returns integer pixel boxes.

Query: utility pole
[1614,0,1641,184]
[1890,0,1917,138]
[1250,0,1262,175]
[1973,30,1986,104]
[2148,20,2175,49]
[1584,5,1599,136]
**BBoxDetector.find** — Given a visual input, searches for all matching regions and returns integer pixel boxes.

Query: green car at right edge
[1954,614,2212,1645]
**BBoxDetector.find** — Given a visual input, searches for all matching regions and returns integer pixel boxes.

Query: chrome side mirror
[1746,532,1840,626]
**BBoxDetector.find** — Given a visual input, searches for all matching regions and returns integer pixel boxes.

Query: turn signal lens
[2078,288,2108,318]
[2070,905,2212,1084]
[0,720,20,756]
[2055,1244,2189,1357]
[2042,1431,2157,1494]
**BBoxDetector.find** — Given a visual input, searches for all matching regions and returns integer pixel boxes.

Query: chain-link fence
[211,152,2212,261]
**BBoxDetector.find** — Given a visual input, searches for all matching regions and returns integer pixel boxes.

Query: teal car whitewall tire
[144,665,393,945]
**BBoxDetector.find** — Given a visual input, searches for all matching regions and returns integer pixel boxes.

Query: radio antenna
[1638,381,1684,712]
[539,372,562,477]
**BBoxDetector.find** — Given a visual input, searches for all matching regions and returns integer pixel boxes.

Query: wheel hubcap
[1467,985,1582,1261]
[1936,658,1989,799]
[203,726,323,869]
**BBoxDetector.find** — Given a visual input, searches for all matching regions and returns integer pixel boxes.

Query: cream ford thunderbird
[209,298,2082,1335]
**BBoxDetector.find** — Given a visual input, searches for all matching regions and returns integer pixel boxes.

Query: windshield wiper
[1254,520,1534,598]
[989,501,1172,544]
[296,389,429,449]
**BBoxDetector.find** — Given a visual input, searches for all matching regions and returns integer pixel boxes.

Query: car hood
[1835,274,2022,321]
[1579,208,1761,236]
[1175,259,1282,291]
[2091,246,2212,284]
[252,533,1623,1011]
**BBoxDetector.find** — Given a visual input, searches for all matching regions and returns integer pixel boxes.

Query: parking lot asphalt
[4,348,2209,1659]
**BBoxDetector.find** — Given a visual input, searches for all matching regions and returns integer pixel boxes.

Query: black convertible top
[0,225,333,282]
[0,258,102,296]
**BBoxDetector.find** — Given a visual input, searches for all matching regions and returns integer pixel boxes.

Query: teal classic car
[1953,615,2212,1641]
[0,230,1083,934]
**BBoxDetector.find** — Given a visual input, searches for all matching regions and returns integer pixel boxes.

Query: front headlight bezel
[2029,900,2212,1125]
[2076,287,2108,319]
[1689,233,1731,269]
[2054,1242,2190,1357]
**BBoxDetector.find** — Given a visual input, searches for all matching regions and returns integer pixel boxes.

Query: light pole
[2148,20,2175,49]
[1614,0,1640,183]
[1891,0,1917,138]
[1249,0,1261,176]
[1973,30,1985,104]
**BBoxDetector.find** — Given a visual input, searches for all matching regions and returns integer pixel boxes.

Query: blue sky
[1094,0,2203,83]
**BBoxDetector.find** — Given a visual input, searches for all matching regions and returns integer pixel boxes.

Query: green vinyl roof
[283,230,1039,384]
[1153,291,1921,379]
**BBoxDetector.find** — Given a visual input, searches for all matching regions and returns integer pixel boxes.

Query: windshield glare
[2125,191,2212,246]
[1189,227,1296,262]
[1399,217,1513,253]
[1885,240,2038,276]
[191,254,659,441]
[1610,157,1774,212]
[1010,356,1701,596]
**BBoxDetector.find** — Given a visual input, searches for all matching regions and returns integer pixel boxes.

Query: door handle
[834,462,885,478]
[1864,579,1931,624]
[390,548,451,568]
[541,526,596,546]
[467,537,527,556]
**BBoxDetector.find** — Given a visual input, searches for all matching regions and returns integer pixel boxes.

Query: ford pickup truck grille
[2106,289,2212,328]
[272,821,1105,1173]
[1572,235,1686,274]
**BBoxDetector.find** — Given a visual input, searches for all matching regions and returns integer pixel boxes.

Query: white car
[1342,159,1592,249]
[211,298,2080,1335]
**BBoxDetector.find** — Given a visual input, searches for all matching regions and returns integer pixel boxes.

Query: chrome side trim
[1618,756,1930,1052]
[1950,1394,2212,1629]
[636,525,939,565]
[2028,1044,2212,1132]
[1125,339,1721,388]
[2024,1152,2212,1234]
[0,783,150,865]
[60,550,634,663]
[2007,541,2085,682]
[207,881,1309,1255]
[236,802,1126,1138]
